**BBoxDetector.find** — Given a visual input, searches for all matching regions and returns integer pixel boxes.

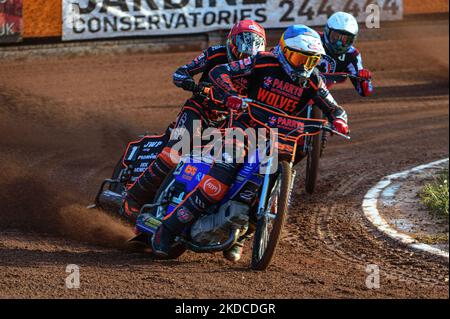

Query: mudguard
[122,133,170,185]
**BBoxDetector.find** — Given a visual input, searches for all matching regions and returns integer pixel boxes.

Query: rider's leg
[223,219,256,262]
[152,161,240,258]
[152,128,246,257]
[222,189,259,262]
[123,146,181,218]
[122,103,205,219]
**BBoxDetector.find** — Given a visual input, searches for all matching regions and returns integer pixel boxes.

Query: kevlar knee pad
[172,162,241,222]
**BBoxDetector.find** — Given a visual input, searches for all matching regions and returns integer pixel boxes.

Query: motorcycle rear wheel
[251,161,292,270]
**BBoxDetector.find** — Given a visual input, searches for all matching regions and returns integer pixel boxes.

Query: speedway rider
[121,21,267,254]
[149,25,349,261]
[318,11,373,96]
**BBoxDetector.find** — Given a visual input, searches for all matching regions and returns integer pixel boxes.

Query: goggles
[282,46,321,71]
[328,29,355,47]
[234,32,266,58]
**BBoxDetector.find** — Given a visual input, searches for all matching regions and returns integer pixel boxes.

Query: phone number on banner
[62,0,403,41]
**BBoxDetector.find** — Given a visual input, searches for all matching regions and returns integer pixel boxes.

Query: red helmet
[226,20,266,61]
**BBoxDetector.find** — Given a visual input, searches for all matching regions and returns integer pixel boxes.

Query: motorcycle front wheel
[305,106,323,194]
[251,161,292,271]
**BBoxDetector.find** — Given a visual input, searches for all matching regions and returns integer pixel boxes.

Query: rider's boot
[153,169,233,258]
[223,241,245,262]
[121,147,179,218]
[223,221,256,262]
[120,168,160,220]
[151,209,193,259]
[151,192,205,258]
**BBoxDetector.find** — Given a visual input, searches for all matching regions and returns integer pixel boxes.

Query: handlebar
[242,98,290,115]
[319,125,351,140]
[191,82,212,96]
[322,72,366,84]
[285,124,351,140]
[188,84,289,116]
[187,86,350,140]
[242,98,351,140]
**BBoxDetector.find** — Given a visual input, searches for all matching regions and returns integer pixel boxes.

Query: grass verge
[420,168,449,217]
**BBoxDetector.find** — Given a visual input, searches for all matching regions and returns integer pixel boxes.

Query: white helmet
[324,12,359,56]
[279,25,326,81]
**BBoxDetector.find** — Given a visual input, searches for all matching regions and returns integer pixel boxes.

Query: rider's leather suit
[318,32,373,97]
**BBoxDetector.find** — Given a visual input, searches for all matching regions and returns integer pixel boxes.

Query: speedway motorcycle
[91,89,350,270]
[303,72,366,194]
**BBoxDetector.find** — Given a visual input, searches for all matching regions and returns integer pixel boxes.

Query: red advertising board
[0,0,22,43]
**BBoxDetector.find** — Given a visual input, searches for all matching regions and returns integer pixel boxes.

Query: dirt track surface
[0,17,449,299]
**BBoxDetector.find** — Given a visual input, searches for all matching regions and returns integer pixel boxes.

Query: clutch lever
[322,125,351,140]
[322,72,366,83]
[286,124,351,140]
[190,82,214,98]
[241,98,288,115]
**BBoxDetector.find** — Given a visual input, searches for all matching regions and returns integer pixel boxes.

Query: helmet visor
[328,29,355,50]
[283,47,321,71]
[234,32,266,58]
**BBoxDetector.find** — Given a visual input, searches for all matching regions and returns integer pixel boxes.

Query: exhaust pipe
[88,178,123,210]
[97,190,123,210]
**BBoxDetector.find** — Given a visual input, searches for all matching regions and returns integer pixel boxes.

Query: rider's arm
[310,72,348,123]
[346,47,373,97]
[208,57,255,102]
[172,50,209,89]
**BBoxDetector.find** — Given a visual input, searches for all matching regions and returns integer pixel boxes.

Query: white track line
[362,158,449,260]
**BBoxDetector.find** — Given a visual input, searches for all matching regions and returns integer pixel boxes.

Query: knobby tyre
[251,161,292,270]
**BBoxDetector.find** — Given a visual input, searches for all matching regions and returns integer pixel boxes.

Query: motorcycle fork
[257,157,274,219]
[289,167,296,208]
[256,159,295,224]
[303,105,313,153]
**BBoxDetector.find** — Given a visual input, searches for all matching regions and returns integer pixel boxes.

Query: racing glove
[358,69,373,97]
[358,69,372,80]
[225,96,245,111]
[333,119,349,135]
[181,79,197,92]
